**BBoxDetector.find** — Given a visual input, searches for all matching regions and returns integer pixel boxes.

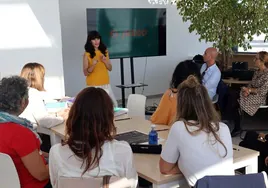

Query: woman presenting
[83,30,117,107]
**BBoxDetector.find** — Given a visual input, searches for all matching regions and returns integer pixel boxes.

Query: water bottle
[149,124,158,145]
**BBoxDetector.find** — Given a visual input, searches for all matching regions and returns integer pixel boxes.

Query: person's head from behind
[203,47,218,65]
[170,60,202,90]
[84,30,107,58]
[176,75,227,157]
[65,87,115,174]
[254,51,268,69]
[0,76,29,116]
[20,62,45,91]
[193,54,205,65]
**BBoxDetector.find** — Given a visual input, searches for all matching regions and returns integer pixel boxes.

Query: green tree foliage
[176,0,268,69]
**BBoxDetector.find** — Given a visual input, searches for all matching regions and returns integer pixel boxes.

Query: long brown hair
[64,87,116,175]
[176,75,227,157]
[20,62,45,91]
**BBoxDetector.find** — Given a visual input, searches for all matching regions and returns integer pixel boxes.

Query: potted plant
[175,0,268,70]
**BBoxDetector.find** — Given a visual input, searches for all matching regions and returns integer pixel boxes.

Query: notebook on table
[114,107,128,117]
[115,131,163,154]
[115,131,148,144]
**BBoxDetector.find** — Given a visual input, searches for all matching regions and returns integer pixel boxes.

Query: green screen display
[86,8,166,59]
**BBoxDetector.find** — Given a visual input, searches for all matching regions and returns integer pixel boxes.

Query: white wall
[59,0,211,99]
[0,0,65,99]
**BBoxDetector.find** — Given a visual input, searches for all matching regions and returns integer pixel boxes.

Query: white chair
[58,176,132,188]
[0,153,20,188]
[127,94,147,118]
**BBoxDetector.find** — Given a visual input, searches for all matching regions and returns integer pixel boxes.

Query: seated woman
[0,76,50,188]
[19,62,69,129]
[150,60,201,125]
[159,75,234,187]
[49,87,138,188]
[231,51,268,136]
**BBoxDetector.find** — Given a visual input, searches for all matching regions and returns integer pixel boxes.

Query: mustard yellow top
[85,50,110,86]
[150,89,177,126]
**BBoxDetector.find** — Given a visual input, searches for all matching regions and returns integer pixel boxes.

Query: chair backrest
[127,94,146,118]
[58,176,132,188]
[194,171,268,188]
[0,153,20,188]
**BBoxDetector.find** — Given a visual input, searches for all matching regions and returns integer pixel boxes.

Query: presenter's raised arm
[102,51,112,71]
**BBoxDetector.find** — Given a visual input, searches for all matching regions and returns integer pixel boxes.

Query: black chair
[240,96,268,134]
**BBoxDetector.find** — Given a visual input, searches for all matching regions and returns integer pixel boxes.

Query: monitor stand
[116,57,148,107]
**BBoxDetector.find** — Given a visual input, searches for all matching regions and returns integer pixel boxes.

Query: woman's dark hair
[84,30,107,58]
[0,76,28,114]
[193,54,205,65]
[170,60,201,90]
[176,75,227,157]
[64,87,116,175]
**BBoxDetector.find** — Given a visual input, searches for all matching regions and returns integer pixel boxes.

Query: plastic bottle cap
[151,124,156,128]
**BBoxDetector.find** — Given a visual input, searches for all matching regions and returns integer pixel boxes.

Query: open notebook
[114,108,128,117]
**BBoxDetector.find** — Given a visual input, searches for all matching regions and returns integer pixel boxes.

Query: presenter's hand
[242,87,250,97]
[93,59,98,65]
[101,55,107,63]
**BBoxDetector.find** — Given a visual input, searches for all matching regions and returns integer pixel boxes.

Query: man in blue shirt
[201,47,221,100]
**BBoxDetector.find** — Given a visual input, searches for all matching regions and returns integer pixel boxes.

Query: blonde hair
[20,62,45,91]
[176,75,227,157]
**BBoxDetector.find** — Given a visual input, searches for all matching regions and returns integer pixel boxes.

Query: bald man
[201,47,221,100]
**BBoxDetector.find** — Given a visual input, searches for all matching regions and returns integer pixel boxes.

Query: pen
[115,117,131,121]
[155,128,169,132]
[233,147,240,151]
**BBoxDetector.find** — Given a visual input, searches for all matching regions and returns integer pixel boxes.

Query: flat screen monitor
[86,8,167,59]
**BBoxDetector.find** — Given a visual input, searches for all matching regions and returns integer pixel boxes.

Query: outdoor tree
[176,0,268,69]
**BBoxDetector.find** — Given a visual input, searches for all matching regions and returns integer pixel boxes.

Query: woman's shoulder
[170,121,229,132]
[1,122,36,140]
[218,122,231,132]
[107,140,132,154]
[84,51,91,58]
[28,87,40,94]
[162,89,177,98]
[28,87,43,101]
[50,143,71,158]
[169,121,186,131]
[28,87,43,98]
[1,122,29,131]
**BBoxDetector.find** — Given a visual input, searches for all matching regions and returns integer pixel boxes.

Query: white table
[50,117,259,188]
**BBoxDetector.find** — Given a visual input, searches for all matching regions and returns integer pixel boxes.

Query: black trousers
[224,89,241,131]
[39,133,51,153]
